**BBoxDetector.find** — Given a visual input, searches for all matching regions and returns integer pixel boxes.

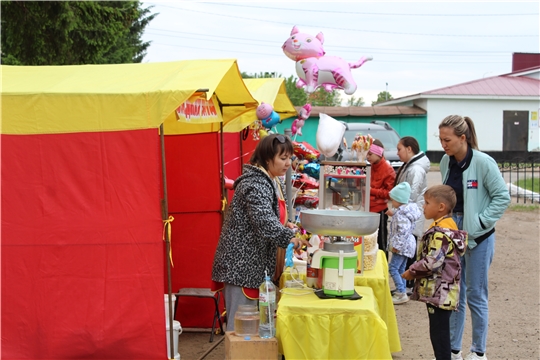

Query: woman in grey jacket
[439,115,510,360]
[391,136,430,291]
[211,134,308,332]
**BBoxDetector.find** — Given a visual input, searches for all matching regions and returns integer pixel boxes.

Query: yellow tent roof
[1,59,258,135]
[222,78,298,132]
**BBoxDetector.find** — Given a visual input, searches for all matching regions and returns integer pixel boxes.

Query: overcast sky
[140,1,539,105]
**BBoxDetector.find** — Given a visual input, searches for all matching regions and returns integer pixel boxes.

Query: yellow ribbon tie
[163,216,175,267]
[221,197,227,211]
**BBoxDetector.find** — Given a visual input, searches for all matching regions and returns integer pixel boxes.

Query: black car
[325,120,403,171]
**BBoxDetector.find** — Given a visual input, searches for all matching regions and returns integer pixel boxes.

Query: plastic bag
[316,113,346,157]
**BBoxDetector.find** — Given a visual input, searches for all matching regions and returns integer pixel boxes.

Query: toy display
[282,26,372,95]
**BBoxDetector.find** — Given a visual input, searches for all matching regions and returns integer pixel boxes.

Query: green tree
[284,75,342,107]
[371,91,393,106]
[284,75,308,106]
[1,1,156,65]
[347,96,365,106]
[307,88,342,107]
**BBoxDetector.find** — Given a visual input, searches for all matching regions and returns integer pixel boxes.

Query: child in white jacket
[387,182,422,304]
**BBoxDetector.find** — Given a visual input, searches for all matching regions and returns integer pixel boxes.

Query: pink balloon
[282,26,372,95]
[291,103,311,136]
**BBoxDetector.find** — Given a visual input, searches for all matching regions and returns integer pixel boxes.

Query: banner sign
[176,95,222,124]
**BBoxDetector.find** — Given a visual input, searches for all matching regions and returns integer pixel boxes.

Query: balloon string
[222,150,255,167]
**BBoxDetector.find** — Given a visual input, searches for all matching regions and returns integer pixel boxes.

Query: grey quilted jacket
[211,164,294,289]
[395,152,430,238]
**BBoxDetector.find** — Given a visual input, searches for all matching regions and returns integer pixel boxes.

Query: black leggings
[376,210,388,259]
[427,304,452,360]
[405,235,418,288]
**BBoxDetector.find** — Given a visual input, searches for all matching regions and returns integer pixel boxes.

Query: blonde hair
[439,115,478,150]
[425,185,457,213]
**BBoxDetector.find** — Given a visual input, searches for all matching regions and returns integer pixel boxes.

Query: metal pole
[284,128,294,222]
[160,124,175,360]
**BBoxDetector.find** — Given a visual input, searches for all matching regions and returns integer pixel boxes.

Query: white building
[379,53,540,161]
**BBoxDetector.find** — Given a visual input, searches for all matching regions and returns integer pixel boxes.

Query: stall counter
[276,286,391,360]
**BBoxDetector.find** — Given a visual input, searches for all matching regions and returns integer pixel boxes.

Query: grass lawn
[514,177,540,193]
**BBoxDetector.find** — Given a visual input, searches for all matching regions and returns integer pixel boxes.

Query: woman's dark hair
[399,136,420,154]
[439,115,479,150]
[250,133,294,170]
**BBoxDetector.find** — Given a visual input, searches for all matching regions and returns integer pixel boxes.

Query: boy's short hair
[424,185,457,212]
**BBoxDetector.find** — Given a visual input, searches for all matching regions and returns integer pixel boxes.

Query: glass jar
[233,305,260,336]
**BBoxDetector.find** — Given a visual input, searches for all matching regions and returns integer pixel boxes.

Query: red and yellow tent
[1,59,258,359]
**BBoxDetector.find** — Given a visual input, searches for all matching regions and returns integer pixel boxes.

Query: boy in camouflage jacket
[403,185,467,360]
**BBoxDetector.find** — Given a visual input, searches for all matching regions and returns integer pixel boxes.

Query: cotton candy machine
[300,209,380,297]
[300,209,379,237]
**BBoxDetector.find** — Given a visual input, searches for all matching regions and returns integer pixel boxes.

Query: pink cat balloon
[282,26,372,95]
[291,103,312,136]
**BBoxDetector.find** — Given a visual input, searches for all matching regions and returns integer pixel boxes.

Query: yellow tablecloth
[276,286,391,360]
[355,250,401,353]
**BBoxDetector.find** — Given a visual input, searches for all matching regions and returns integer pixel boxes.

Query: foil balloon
[294,194,319,208]
[291,103,311,136]
[292,173,319,190]
[302,162,320,179]
[293,141,320,162]
[282,26,372,95]
[256,102,281,129]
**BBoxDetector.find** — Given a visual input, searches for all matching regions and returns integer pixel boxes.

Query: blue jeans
[389,252,409,294]
[450,214,495,354]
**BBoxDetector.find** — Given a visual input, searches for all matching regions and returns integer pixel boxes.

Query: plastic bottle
[258,272,276,338]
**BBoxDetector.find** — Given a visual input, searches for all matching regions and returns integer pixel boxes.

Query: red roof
[423,73,540,97]
[296,105,426,117]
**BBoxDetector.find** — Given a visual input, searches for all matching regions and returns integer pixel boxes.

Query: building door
[503,111,528,151]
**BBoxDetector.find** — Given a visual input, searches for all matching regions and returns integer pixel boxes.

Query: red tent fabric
[1,130,165,358]
[164,132,223,328]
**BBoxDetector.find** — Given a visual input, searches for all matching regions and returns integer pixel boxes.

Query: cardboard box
[225,331,278,360]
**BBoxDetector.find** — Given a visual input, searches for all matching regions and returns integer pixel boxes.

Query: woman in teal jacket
[438,115,510,360]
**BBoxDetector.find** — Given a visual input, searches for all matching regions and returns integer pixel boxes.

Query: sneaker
[390,288,397,295]
[392,292,409,304]
[406,287,413,296]
[451,351,464,360]
[464,352,487,360]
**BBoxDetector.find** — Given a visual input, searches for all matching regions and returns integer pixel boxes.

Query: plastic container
[164,294,176,324]
[259,275,276,338]
[166,320,182,360]
[292,258,307,276]
[363,245,379,271]
[234,305,260,337]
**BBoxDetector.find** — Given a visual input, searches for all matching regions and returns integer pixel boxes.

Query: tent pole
[284,128,294,223]
[219,116,226,225]
[160,124,175,360]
